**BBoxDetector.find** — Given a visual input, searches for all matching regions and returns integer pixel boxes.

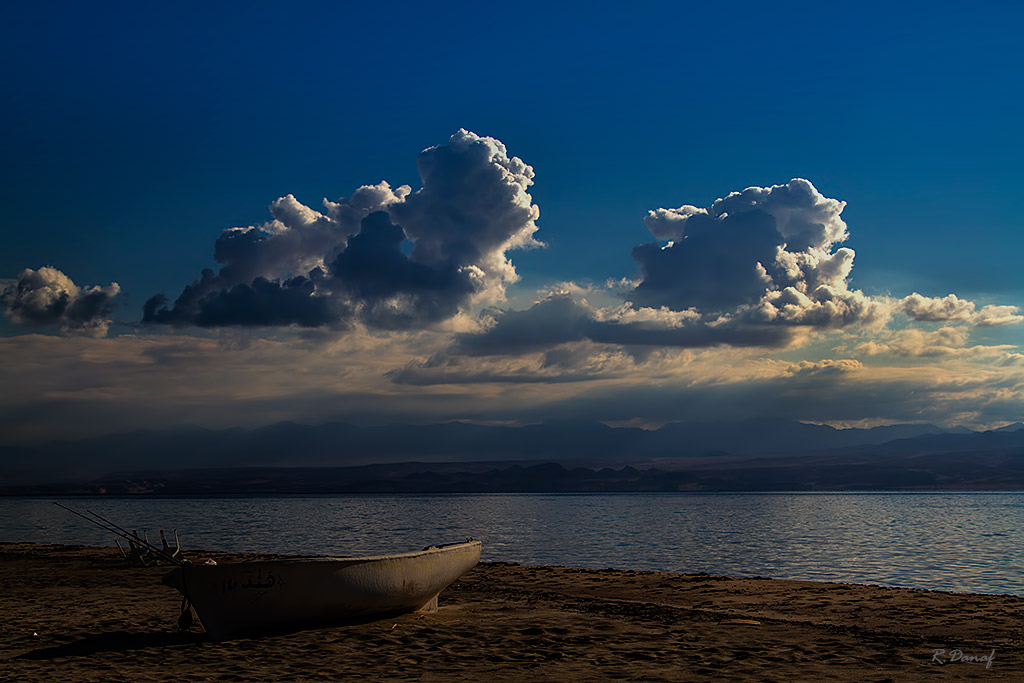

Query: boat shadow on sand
[18,611,417,660]
[18,630,207,659]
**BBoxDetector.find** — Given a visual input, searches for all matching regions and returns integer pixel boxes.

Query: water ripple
[4,492,1024,595]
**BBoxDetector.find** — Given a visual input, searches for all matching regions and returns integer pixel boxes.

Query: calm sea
[2,492,1022,596]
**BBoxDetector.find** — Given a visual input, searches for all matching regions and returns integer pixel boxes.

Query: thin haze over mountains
[4,419,1024,492]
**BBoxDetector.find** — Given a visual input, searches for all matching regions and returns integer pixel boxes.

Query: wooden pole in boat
[52,502,187,566]
[86,507,191,567]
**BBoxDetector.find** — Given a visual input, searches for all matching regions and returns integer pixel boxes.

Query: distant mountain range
[2,418,1023,492]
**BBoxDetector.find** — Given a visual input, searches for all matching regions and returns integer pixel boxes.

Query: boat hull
[163,541,481,640]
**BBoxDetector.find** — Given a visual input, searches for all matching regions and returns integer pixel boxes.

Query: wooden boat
[162,540,481,640]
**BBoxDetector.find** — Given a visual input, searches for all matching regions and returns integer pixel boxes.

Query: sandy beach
[1,543,1020,681]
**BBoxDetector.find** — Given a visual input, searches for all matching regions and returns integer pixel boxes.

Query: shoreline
[2,542,1021,680]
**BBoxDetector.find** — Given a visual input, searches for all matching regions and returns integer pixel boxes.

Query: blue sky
[2,2,1022,442]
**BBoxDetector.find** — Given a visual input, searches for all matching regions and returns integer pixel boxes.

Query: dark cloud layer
[456,295,795,356]
[145,275,338,328]
[144,130,539,329]
[1,266,120,336]
[632,208,782,311]
[328,212,475,329]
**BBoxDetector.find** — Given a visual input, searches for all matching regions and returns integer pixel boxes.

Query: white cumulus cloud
[899,293,1022,326]
[631,178,884,329]
[144,130,541,329]
[1,266,120,337]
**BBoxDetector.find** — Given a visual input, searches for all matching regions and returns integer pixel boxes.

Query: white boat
[162,540,481,640]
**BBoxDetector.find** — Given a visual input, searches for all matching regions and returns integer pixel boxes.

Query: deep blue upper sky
[3,1,1021,305]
